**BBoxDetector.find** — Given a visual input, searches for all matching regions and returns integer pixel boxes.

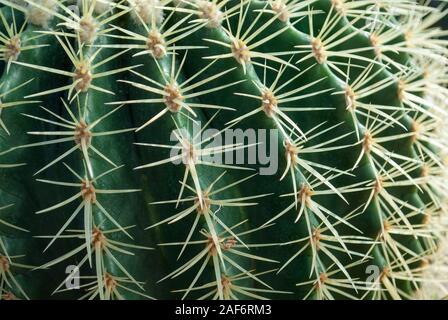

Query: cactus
[0,0,447,300]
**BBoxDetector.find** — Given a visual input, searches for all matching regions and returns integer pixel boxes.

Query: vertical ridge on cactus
[0,0,447,300]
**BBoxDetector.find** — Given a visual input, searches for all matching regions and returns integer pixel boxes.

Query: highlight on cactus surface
[0,0,447,301]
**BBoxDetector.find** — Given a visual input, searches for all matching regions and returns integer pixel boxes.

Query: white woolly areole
[78,15,99,44]
[27,0,57,27]
[270,0,289,22]
[128,0,164,25]
[196,0,223,28]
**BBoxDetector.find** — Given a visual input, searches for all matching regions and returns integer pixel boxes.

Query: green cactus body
[0,0,446,300]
